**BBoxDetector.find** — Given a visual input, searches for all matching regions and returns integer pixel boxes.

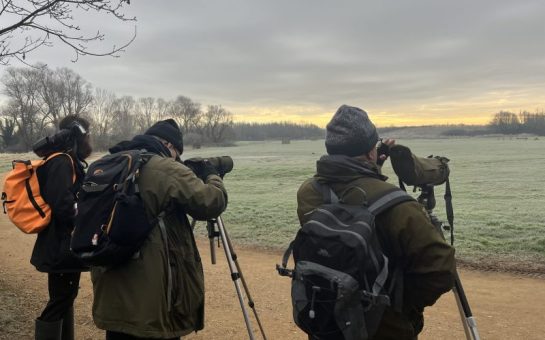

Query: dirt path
[2,209,545,339]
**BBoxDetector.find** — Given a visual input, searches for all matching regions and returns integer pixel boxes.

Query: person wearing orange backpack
[30,115,93,340]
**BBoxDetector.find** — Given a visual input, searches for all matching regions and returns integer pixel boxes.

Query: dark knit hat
[145,119,184,154]
[325,105,379,157]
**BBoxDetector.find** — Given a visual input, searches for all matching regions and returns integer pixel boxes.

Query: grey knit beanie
[325,105,379,157]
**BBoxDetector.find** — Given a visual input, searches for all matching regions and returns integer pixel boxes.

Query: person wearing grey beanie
[294,104,456,340]
[325,104,394,165]
[325,104,379,157]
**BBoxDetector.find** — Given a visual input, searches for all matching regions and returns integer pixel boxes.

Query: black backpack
[70,149,157,267]
[277,181,414,340]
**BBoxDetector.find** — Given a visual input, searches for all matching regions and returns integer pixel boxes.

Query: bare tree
[170,95,201,134]
[489,111,521,134]
[35,66,92,127]
[37,65,64,127]
[135,97,156,133]
[1,67,48,148]
[88,87,116,149]
[155,98,171,121]
[0,0,136,65]
[519,110,545,135]
[57,67,93,116]
[110,95,135,142]
[202,105,233,144]
[0,116,18,150]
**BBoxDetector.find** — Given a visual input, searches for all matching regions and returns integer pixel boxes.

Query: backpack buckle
[360,290,391,310]
[1,192,7,214]
[276,264,293,277]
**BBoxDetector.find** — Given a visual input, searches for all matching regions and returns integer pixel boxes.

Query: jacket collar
[315,154,387,183]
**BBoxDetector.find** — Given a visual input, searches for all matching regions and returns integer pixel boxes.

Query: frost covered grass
[3,136,544,265]
[185,138,545,266]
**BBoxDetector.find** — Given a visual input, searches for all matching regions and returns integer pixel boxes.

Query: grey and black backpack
[277,180,413,340]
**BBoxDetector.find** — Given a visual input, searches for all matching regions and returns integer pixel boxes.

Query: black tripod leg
[207,220,219,264]
[219,217,268,340]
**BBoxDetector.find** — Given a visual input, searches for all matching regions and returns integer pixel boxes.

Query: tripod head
[416,183,436,212]
[413,181,454,245]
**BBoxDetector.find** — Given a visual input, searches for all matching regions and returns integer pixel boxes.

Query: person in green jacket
[297,105,456,340]
[91,119,228,340]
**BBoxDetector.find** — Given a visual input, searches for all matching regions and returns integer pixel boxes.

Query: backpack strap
[121,150,154,194]
[313,179,413,213]
[311,180,338,204]
[46,152,76,184]
[277,240,295,277]
[368,188,414,215]
[367,187,414,313]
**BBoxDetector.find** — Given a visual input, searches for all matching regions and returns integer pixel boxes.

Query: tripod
[204,216,268,340]
[416,183,481,340]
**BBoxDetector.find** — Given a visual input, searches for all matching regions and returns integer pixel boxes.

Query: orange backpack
[2,153,75,234]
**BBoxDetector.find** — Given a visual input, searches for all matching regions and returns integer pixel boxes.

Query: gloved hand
[199,160,220,181]
[376,138,395,166]
[184,159,219,182]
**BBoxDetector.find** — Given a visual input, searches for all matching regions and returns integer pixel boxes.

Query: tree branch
[0,0,136,64]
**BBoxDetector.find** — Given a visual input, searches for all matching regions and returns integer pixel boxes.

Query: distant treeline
[0,64,241,152]
[440,110,545,136]
[0,65,326,152]
[232,122,324,141]
[2,65,543,153]
[487,110,545,135]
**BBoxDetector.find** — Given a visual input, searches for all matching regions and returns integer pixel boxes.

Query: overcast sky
[5,0,545,126]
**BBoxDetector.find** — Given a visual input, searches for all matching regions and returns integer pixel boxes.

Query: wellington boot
[61,307,74,340]
[35,318,62,340]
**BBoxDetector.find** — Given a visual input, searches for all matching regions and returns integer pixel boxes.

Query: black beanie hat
[325,105,379,157]
[145,119,184,154]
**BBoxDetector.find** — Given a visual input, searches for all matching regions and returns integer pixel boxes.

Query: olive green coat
[91,155,227,338]
[297,155,455,340]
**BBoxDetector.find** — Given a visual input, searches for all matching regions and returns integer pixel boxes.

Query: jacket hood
[108,134,171,157]
[315,154,387,183]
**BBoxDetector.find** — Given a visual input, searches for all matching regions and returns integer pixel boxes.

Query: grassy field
[2,137,544,269]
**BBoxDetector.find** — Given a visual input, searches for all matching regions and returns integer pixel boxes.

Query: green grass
[3,137,544,266]
[183,138,545,266]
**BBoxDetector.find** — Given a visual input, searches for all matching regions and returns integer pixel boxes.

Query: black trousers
[106,331,180,340]
[39,272,81,321]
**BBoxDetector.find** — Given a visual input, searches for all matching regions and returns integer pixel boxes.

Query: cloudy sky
[6,0,545,126]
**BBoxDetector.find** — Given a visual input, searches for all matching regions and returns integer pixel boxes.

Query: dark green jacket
[297,155,455,340]
[91,155,227,338]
